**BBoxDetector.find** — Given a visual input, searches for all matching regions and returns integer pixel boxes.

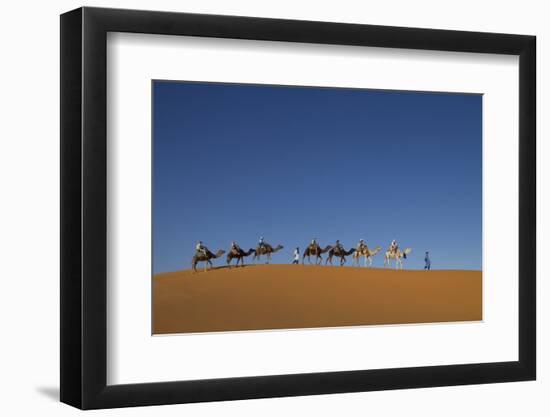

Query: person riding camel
[310,238,318,251]
[335,239,344,254]
[389,239,398,255]
[357,239,367,253]
[196,241,207,257]
[258,236,266,250]
[230,241,241,255]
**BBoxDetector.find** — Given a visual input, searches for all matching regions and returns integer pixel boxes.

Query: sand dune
[153,265,482,334]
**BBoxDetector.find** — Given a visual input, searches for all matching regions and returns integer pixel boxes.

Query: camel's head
[403,248,412,258]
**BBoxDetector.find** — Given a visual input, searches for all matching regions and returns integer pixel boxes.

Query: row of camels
[303,243,411,269]
[192,242,411,272]
[192,243,284,272]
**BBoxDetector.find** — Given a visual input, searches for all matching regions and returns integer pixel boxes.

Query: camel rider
[335,240,344,253]
[311,238,318,250]
[357,239,367,253]
[230,241,241,254]
[258,237,266,250]
[196,241,207,256]
[390,239,398,255]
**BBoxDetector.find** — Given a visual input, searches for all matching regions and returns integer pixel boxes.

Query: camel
[326,246,356,266]
[253,244,283,264]
[302,244,332,265]
[192,249,225,272]
[226,248,255,268]
[352,246,382,267]
[383,248,412,270]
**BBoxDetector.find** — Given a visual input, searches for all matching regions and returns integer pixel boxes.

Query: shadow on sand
[198,264,256,273]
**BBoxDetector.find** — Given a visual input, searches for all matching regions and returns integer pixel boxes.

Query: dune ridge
[153,264,482,334]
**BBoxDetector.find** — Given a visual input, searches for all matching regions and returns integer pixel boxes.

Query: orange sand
[153,264,481,334]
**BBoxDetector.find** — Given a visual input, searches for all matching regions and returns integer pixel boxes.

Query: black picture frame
[60,6,536,410]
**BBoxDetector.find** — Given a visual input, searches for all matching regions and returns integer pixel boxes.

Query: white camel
[352,246,382,267]
[384,248,412,270]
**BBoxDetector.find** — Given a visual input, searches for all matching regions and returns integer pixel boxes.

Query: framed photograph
[60,7,536,409]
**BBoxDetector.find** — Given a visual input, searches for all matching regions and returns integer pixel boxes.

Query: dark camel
[226,248,256,267]
[326,246,356,266]
[302,244,332,265]
[253,244,283,264]
[192,249,225,272]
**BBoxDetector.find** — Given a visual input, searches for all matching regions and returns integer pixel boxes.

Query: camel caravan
[192,237,412,272]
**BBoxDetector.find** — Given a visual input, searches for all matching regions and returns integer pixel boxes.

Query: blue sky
[153,81,482,273]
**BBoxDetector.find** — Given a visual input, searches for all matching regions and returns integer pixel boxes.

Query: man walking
[424,251,431,270]
[292,247,300,264]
